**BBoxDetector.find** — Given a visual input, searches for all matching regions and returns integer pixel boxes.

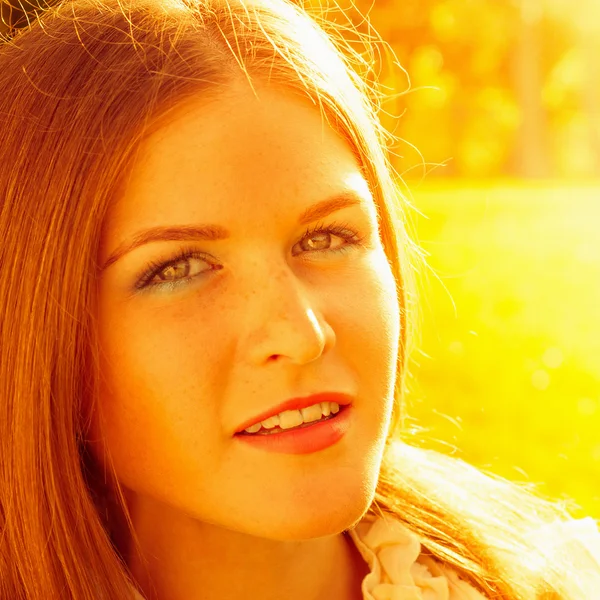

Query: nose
[241,263,336,366]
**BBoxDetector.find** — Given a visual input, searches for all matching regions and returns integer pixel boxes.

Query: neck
[125,500,367,600]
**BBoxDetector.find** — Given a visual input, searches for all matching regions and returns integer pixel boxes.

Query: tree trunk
[582,30,600,176]
[510,0,551,178]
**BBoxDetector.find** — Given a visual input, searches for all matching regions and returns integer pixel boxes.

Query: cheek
[92,303,226,485]
[332,252,401,413]
[341,252,400,363]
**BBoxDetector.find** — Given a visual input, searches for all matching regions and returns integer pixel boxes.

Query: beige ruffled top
[346,514,487,599]
[346,513,600,599]
[130,513,600,599]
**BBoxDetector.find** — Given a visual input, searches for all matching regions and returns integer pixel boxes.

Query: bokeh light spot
[543,347,564,369]
[531,369,551,391]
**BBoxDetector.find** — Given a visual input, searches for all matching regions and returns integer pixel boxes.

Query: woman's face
[93,80,401,541]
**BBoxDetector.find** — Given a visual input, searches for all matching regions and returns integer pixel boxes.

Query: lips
[234,392,354,435]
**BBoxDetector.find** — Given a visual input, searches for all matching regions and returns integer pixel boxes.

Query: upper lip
[233,392,354,434]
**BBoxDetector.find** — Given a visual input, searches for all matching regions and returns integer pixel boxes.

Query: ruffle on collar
[346,515,488,600]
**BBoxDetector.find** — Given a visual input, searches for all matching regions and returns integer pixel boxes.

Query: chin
[252,485,374,542]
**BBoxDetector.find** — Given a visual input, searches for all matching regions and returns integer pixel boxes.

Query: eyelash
[133,220,367,294]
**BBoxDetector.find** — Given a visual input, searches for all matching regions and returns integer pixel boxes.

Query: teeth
[300,403,323,424]
[278,409,304,429]
[243,402,342,434]
[244,422,262,433]
[260,414,280,429]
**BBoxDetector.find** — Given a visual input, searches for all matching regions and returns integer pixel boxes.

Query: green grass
[403,181,600,518]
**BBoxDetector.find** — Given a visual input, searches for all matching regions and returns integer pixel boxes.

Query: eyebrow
[100,190,367,272]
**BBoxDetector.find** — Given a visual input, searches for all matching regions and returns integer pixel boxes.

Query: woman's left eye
[293,221,365,257]
[134,221,366,294]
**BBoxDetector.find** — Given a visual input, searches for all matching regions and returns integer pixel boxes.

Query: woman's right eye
[135,249,215,293]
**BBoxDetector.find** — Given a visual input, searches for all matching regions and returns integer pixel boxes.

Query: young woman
[1,0,599,598]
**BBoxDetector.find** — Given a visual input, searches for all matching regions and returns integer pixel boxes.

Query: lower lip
[234,405,352,455]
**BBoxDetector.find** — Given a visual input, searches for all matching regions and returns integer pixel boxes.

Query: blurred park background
[347,0,600,520]
[2,0,600,516]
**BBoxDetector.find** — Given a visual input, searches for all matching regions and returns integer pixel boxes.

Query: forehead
[104,82,376,242]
